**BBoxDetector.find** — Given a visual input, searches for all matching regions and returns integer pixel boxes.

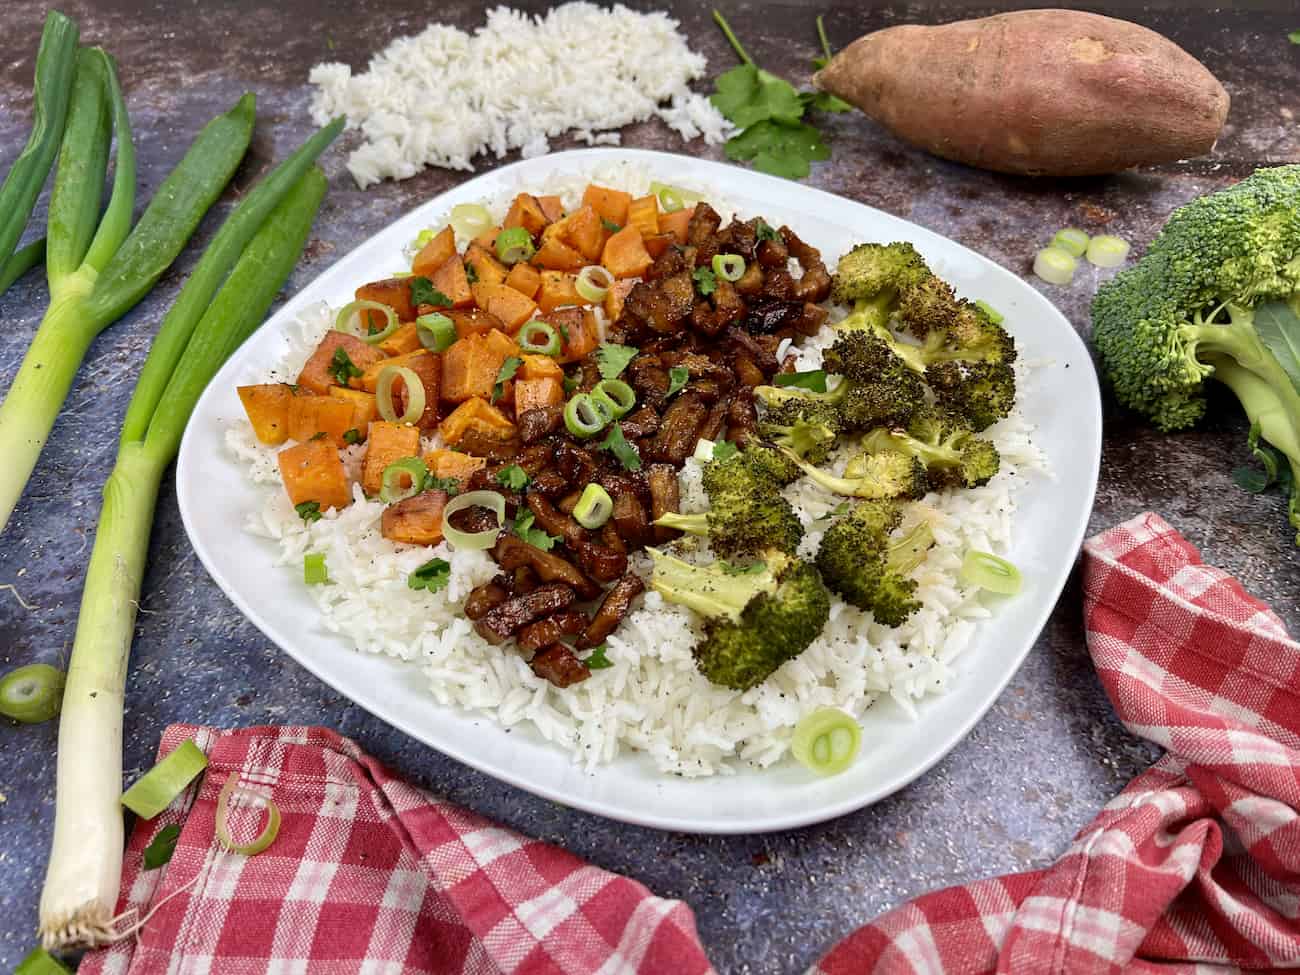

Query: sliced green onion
[590,379,636,418]
[960,550,1023,595]
[335,299,400,344]
[564,393,609,438]
[573,483,614,529]
[416,312,457,352]
[414,227,435,247]
[576,265,614,303]
[1050,227,1089,257]
[376,365,426,424]
[450,202,493,240]
[121,739,208,819]
[1032,246,1076,286]
[442,490,507,550]
[495,226,535,265]
[649,181,700,213]
[0,663,65,723]
[712,253,745,282]
[303,552,328,585]
[215,773,281,856]
[14,947,74,975]
[693,438,718,463]
[380,456,428,503]
[790,708,861,776]
[1085,234,1130,268]
[974,299,1004,324]
[518,320,561,356]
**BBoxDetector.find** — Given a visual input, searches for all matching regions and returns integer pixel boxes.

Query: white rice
[225,167,1047,776]
[308,3,733,188]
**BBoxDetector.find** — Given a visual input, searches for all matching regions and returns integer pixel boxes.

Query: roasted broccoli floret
[1092,165,1300,543]
[782,447,927,500]
[822,331,928,430]
[649,548,831,689]
[831,241,931,306]
[753,381,847,432]
[758,417,838,465]
[859,409,1001,489]
[926,359,1017,433]
[814,501,935,626]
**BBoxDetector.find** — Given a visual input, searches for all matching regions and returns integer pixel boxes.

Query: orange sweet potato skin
[814,10,1228,177]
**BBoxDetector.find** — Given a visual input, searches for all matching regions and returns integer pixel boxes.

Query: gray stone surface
[1,1,1298,972]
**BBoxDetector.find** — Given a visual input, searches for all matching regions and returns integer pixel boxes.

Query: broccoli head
[830,241,931,305]
[816,332,928,430]
[758,417,838,465]
[753,381,847,432]
[783,447,927,500]
[649,548,831,690]
[860,410,1000,490]
[814,501,935,626]
[926,359,1017,432]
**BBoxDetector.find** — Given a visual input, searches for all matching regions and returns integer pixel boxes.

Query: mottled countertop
[2,1,1299,971]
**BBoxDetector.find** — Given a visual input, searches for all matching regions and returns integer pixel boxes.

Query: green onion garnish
[711,253,745,282]
[495,226,535,265]
[121,738,208,820]
[590,378,636,418]
[303,552,328,585]
[449,202,492,240]
[774,369,828,393]
[576,265,613,303]
[414,227,435,248]
[1085,234,1130,268]
[0,663,66,723]
[408,557,451,593]
[960,550,1023,595]
[376,364,425,424]
[1050,227,1089,257]
[564,393,610,438]
[416,311,457,352]
[335,299,400,344]
[649,181,700,213]
[573,482,614,529]
[380,456,429,503]
[518,320,561,356]
[1032,246,1077,286]
[441,490,506,550]
[215,773,281,856]
[790,708,861,776]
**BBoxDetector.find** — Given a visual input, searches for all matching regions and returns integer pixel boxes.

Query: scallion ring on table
[590,378,635,419]
[575,265,614,303]
[380,457,429,503]
[495,226,535,265]
[1032,246,1077,286]
[215,773,281,856]
[416,312,457,352]
[564,393,609,438]
[790,708,861,776]
[573,483,614,529]
[517,320,561,356]
[335,299,400,345]
[120,738,209,819]
[375,365,425,425]
[441,490,506,550]
[1085,234,1130,268]
[1050,227,1090,258]
[303,552,328,585]
[0,663,66,723]
[711,253,745,282]
[449,202,493,241]
[960,550,1023,595]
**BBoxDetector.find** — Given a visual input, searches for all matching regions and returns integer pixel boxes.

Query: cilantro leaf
[295,500,322,523]
[693,266,717,296]
[143,824,181,870]
[563,374,580,395]
[725,121,830,180]
[409,277,451,308]
[329,346,363,386]
[595,343,639,379]
[584,645,613,669]
[1290,30,1300,44]
[426,474,461,496]
[514,510,559,551]
[601,218,622,233]
[342,428,361,445]
[496,464,530,490]
[599,425,642,471]
[464,261,479,283]
[800,89,852,114]
[774,369,828,393]
[492,356,523,403]
[408,557,451,593]
[710,440,739,462]
[666,366,689,398]
[710,64,804,129]
[753,219,780,243]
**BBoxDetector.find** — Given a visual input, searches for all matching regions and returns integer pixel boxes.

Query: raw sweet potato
[278,439,352,511]
[814,9,1229,177]
[297,332,387,395]
[361,421,421,497]
[381,490,449,546]
[238,383,294,445]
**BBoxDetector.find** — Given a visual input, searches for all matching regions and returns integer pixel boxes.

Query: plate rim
[177,147,1103,833]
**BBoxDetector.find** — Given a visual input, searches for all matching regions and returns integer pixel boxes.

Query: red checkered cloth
[813,512,1300,974]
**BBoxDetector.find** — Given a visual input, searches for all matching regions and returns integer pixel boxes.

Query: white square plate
[177,148,1101,833]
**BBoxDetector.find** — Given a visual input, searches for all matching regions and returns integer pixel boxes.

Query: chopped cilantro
[599,425,642,471]
[409,276,451,308]
[329,346,363,386]
[142,824,181,870]
[666,365,690,398]
[295,500,322,523]
[427,475,460,496]
[513,510,559,551]
[308,431,327,442]
[492,356,523,403]
[562,374,580,395]
[601,218,622,233]
[342,428,361,445]
[464,261,479,283]
[496,464,530,490]
[710,440,739,462]
[693,266,717,296]
[584,645,613,669]
[774,369,828,393]
[816,501,850,522]
[719,559,768,576]
[753,218,780,243]
[408,558,451,593]
[595,343,639,379]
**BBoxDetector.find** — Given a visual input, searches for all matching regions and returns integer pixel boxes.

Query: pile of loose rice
[225,162,1047,776]
[308,3,732,188]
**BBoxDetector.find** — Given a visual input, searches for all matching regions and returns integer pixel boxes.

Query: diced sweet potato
[537,271,589,313]
[361,421,421,497]
[537,195,565,223]
[503,193,550,237]
[659,206,694,244]
[430,254,473,309]
[531,236,585,272]
[288,393,357,446]
[238,383,294,445]
[356,277,416,324]
[424,447,487,489]
[278,439,351,511]
[381,490,449,546]
[504,262,541,299]
[439,397,516,447]
[602,226,653,279]
[548,308,599,364]
[465,243,507,286]
[411,226,456,278]
[395,350,442,430]
[626,195,659,238]
[603,279,637,324]
[440,330,518,403]
[359,349,437,394]
[519,353,564,381]
[642,233,674,259]
[581,185,632,226]
[448,307,507,340]
[329,386,380,437]
[470,281,537,332]
[558,204,606,262]
[378,321,423,356]
[473,226,501,251]
[514,377,564,414]
[297,332,387,396]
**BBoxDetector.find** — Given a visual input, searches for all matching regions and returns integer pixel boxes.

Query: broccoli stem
[654,511,709,536]
[888,521,934,576]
